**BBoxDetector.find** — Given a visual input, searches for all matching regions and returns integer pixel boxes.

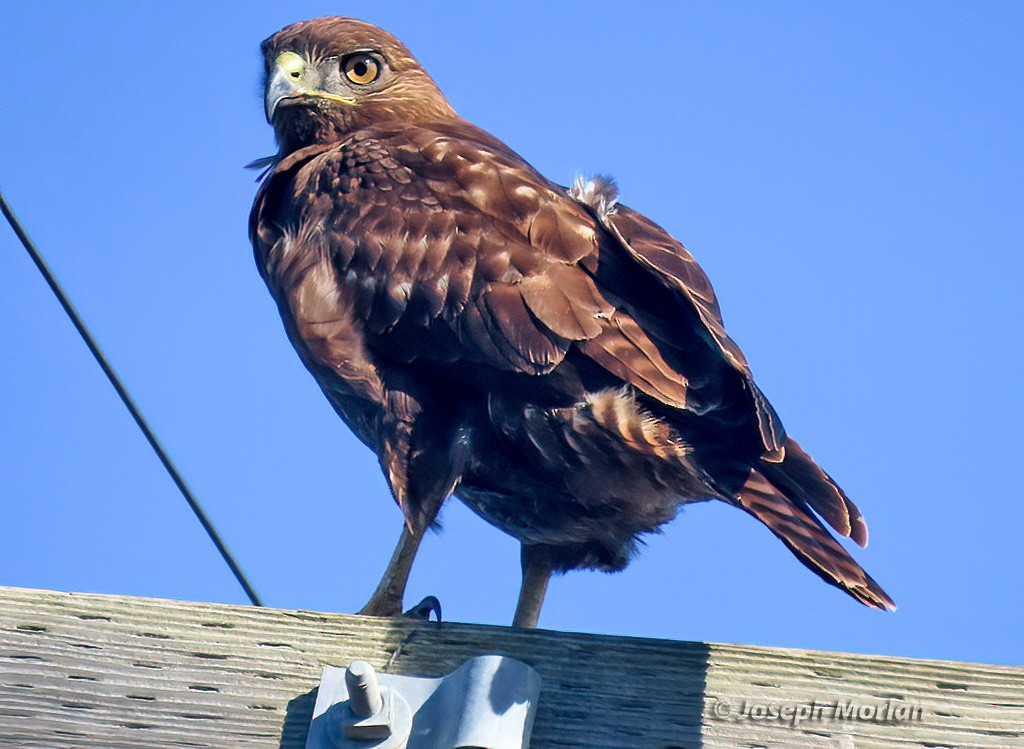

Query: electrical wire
[1,190,264,607]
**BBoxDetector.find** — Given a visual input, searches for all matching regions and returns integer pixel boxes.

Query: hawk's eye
[343,54,380,85]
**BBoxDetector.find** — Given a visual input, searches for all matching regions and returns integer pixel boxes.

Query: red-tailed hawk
[250,16,894,627]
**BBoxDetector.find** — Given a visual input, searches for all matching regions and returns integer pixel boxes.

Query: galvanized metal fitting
[322,660,412,748]
[307,654,540,749]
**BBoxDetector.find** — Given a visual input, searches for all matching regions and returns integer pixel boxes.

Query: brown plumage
[250,16,894,626]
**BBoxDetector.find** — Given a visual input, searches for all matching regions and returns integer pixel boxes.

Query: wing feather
[519,266,606,340]
[579,313,690,410]
[601,203,786,458]
[478,285,568,374]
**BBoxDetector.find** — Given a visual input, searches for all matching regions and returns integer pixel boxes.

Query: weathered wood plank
[0,586,1020,748]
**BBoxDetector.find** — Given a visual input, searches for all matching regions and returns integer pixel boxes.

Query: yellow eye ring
[343,54,380,85]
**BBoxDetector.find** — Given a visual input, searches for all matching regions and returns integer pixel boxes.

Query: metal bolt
[345,660,383,718]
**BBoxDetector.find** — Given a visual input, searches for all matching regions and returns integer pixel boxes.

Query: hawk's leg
[512,544,554,629]
[358,524,424,617]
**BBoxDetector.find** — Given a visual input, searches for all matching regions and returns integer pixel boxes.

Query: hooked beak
[265,52,357,123]
[264,64,298,123]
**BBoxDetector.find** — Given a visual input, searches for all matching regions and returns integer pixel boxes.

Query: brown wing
[597,198,786,459]
[252,123,784,450]
[262,124,695,413]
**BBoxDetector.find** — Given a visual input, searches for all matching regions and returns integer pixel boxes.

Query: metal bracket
[305,654,541,749]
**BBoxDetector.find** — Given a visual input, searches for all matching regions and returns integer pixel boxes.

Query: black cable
[1,190,264,607]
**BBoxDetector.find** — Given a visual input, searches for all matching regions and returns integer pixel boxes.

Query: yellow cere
[275,51,306,80]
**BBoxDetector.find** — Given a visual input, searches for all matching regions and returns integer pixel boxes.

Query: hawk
[250,16,894,627]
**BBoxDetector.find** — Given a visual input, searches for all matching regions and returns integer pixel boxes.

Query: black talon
[402,595,442,623]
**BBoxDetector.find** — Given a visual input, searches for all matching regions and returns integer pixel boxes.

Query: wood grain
[0,586,1020,748]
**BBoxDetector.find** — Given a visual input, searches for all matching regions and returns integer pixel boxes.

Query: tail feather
[736,463,895,611]
[761,438,869,547]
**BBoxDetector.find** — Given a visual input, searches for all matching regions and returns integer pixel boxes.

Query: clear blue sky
[2,2,1021,666]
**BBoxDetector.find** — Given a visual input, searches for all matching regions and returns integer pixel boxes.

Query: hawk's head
[262,17,457,153]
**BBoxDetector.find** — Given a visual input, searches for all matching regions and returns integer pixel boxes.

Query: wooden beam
[0,586,1020,748]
